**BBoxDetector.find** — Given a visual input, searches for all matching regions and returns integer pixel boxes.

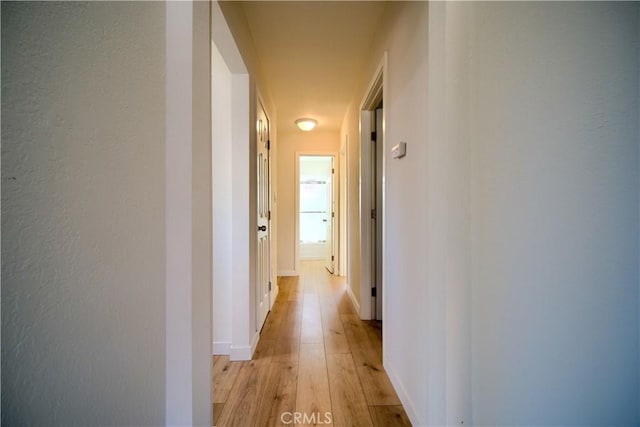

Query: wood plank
[276,301,302,342]
[356,363,401,406]
[326,353,373,426]
[254,359,298,426]
[341,315,375,349]
[212,355,242,403]
[260,295,285,341]
[272,338,300,363]
[349,345,382,371]
[369,405,412,427]
[296,343,333,423]
[285,276,303,301]
[366,320,382,343]
[301,294,323,343]
[213,403,224,426]
[302,273,318,294]
[254,338,275,361]
[336,291,356,315]
[324,327,350,355]
[216,358,271,426]
[320,297,350,354]
[216,340,274,426]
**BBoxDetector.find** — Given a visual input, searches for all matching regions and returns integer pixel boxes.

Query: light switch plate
[391,142,406,159]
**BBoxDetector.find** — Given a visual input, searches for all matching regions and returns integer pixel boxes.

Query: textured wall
[341,2,639,425]
[470,3,639,424]
[2,3,167,424]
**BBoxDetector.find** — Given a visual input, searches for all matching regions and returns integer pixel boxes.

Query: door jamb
[359,53,387,324]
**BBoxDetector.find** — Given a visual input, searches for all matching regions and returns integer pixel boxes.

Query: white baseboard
[278,270,298,276]
[212,341,231,355]
[229,331,259,361]
[384,355,423,427]
[229,330,260,361]
[270,282,279,309]
[250,330,259,355]
[229,345,251,361]
[345,282,360,314]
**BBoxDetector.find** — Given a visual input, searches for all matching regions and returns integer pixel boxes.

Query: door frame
[295,151,338,273]
[359,53,387,322]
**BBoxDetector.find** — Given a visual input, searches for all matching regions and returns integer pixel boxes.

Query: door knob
[258,225,267,231]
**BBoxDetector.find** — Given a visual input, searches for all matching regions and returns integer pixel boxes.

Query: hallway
[212,261,411,426]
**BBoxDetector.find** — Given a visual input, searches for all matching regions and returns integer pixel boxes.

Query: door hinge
[268,210,271,221]
[371,131,377,141]
[267,139,270,150]
[332,211,335,218]
[332,168,335,174]
[371,287,377,297]
[331,255,334,261]
[371,209,376,219]
[269,281,272,291]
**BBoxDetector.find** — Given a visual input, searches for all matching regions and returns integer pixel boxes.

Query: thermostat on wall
[391,142,406,159]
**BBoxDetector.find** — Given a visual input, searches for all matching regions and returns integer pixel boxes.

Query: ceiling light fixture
[295,118,318,131]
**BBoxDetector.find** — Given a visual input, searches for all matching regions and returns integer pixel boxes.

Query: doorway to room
[297,155,336,274]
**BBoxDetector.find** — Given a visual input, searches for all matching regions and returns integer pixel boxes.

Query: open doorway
[297,154,336,274]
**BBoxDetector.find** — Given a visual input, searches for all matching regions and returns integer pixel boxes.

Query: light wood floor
[213,261,412,426]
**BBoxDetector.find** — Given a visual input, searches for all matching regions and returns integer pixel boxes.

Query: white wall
[2,2,212,424]
[342,2,640,426]
[469,3,639,424]
[276,131,340,275]
[2,4,166,423]
[1,2,151,423]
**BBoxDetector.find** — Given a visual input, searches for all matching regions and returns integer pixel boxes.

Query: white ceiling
[241,1,388,133]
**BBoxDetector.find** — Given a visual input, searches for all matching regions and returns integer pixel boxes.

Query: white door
[256,101,270,332]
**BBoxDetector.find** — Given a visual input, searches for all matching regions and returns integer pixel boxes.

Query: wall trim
[384,355,422,427]
[229,345,251,361]
[250,330,260,356]
[229,331,259,361]
[345,282,360,314]
[269,283,279,309]
[212,341,231,355]
[278,270,299,276]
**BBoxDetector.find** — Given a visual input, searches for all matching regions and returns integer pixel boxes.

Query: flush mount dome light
[295,118,318,131]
